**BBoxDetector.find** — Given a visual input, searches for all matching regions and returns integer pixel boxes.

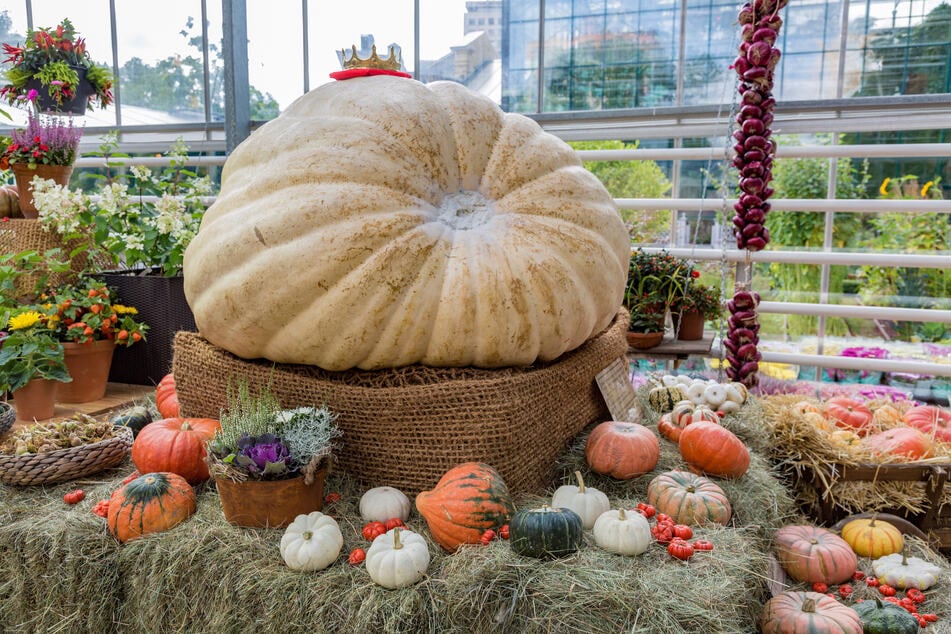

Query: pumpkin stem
[393,527,403,550]
[302,530,313,540]
[801,597,816,613]
[574,470,586,493]
[181,421,191,431]
[618,508,627,520]
[869,513,877,527]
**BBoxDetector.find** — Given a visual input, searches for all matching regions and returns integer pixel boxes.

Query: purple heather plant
[1,110,83,169]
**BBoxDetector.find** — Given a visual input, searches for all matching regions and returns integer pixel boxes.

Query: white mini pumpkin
[551,470,610,530]
[365,527,431,589]
[592,508,651,556]
[279,511,344,572]
[872,550,942,590]
[359,486,411,523]
[184,76,629,371]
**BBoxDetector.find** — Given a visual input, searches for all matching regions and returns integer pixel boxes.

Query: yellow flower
[921,181,933,198]
[879,177,891,196]
[111,304,138,315]
[8,311,42,331]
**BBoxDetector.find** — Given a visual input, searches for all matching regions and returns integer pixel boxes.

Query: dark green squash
[509,505,583,559]
[853,597,920,634]
[111,405,153,438]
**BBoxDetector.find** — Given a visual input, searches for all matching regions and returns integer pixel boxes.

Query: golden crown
[340,44,402,71]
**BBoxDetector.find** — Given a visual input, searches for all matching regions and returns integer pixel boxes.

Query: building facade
[501,0,951,113]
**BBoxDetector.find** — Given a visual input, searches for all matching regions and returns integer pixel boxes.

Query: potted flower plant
[37,278,147,404]
[34,132,212,385]
[0,308,72,421]
[1,18,114,114]
[670,282,721,340]
[623,249,695,348]
[1,111,83,217]
[206,381,342,528]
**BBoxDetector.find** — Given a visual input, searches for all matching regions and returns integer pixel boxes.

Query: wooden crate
[804,462,951,552]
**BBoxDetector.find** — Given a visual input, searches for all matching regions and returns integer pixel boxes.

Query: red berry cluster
[639,507,714,561]
[724,289,762,386]
[361,517,405,541]
[731,0,786,252]
[820,570,939,629]
[479,523,510,545]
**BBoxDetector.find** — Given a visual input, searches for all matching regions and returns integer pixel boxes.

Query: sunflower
[8,310,42,330]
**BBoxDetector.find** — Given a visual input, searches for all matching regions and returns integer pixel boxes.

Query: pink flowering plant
[1,18,113,111]
[0,111,82,170]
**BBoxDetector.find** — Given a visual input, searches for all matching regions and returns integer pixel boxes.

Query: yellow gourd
[839,515,903,558]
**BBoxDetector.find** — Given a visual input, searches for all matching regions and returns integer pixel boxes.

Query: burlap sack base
[172,311,629,496]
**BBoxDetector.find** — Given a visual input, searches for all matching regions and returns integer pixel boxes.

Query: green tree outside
[569,139,672,243]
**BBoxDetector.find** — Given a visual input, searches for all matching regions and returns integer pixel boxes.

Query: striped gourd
[648,386,685,412]
[646,470,731,526]
[774,525,858,585]
[761,592,863,634]
[415,462,515,553]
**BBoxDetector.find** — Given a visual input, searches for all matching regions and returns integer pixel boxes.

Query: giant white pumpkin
[184,76,629,370]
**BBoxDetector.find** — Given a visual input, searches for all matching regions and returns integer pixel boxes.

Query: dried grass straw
[0,391,825,634]
[761,394,951,520]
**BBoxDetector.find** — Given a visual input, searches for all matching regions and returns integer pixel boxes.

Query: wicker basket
[0,425,133,486]
[0,402,14,436]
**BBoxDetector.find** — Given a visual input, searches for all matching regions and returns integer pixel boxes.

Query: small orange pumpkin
[155,373,180,418]
[131,417,222,484]
[862,427,933,461]
[107,472,197,543]
[678,420,750,479]
[826,397,874,436]
[902,405,951,443]
[415,462,515,552]
[584,420,660,479]
[774,524,858,585]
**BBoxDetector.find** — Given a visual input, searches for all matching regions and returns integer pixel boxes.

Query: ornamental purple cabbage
[235,432,291,477]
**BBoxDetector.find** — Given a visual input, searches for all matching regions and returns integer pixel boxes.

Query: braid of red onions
[725,0,787,387]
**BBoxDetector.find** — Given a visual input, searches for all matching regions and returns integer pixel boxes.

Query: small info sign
[595,356,640,422]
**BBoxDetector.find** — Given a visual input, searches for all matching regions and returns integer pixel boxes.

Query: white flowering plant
[34,133,213,277]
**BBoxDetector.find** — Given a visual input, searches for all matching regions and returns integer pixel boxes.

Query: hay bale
[0,475,126,632]
[552,388,799,536]
[760,395,951,522]
[2,390,919,634]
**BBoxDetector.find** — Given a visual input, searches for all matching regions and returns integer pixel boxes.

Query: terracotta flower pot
[215,468,327,528]
[11,378,59,422]
[626,331,664,350]
[672,310,705,341]
[59,339,116,404]
[9,163,74,218]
